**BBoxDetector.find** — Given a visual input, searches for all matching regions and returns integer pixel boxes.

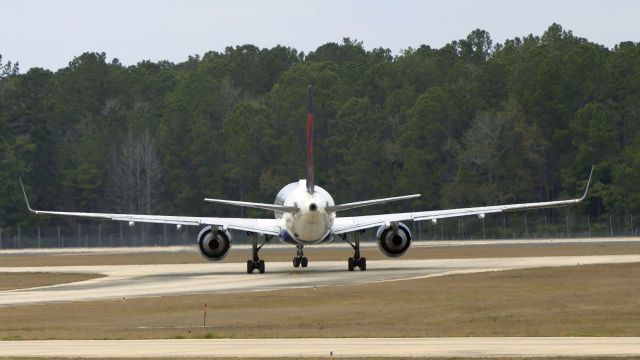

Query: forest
[1,23,639,243]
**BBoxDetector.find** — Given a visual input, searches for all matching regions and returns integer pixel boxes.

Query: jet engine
[197,225,232,261]
[376,222,412,257]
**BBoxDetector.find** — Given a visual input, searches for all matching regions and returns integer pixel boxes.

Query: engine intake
[376,222,412,258]
[197,225,232,261]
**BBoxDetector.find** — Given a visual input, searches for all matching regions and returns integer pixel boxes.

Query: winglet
[18,177,35,213]
[579,165,595,202]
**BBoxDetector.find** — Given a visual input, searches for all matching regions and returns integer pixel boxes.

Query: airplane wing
[333,166,594,235]
[19,179,282,236]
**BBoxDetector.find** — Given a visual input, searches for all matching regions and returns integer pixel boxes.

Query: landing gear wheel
[344,231,366,272]
[293,245,307,269]
[247,233,270,274]
[359,257,367,271]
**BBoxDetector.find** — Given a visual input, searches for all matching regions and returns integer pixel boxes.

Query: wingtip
[580,165,595,201]
[18,177,34,212]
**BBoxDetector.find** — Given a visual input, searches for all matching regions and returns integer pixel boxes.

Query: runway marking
[1,255,640,307]
[1,337,640,357]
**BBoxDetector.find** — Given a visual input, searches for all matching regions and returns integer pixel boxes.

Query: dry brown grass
[0,272,104,291]
[3,242,640,267]
[2,262,640,340]
[5,358,634,360]
[2,358,638,360]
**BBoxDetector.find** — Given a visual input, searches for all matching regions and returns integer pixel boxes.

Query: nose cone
[309,203,318,212]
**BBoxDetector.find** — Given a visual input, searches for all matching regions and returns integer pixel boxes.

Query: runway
[2,337,640,357]
[3,237,640,255]
[2,254,640,307]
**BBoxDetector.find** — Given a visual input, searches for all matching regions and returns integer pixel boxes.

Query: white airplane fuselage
[275,180,335,245]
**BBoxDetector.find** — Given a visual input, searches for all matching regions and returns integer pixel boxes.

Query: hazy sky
[2,0,639,72]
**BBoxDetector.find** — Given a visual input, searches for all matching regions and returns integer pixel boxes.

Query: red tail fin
[306,85,315,194]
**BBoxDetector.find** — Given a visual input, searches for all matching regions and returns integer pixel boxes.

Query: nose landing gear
[293,245,308,268]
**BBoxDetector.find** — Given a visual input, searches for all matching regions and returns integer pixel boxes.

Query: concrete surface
[3,237,640,255]
[1,337,640,357]
[2,254,640,307]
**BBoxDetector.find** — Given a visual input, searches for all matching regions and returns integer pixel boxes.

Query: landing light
[478,213,485,219]
[128,221,135,227]
[176,224,183,231]
[431,219,437,225]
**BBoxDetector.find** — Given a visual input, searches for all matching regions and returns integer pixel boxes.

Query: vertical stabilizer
[306,85,315,194]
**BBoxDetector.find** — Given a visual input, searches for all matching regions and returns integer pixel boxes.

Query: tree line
[1,23,639,229]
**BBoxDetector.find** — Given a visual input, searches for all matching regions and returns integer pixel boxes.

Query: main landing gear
[247,233,270,274]
[342,231,366,271]
[293,245,308,268]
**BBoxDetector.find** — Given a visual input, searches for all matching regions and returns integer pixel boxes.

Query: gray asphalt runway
[1,337,640,357]
[2,254,640,307]
[3,237,640,256]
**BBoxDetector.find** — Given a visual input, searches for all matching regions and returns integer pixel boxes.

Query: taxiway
[2,254,640,307]
[1,337,640,357]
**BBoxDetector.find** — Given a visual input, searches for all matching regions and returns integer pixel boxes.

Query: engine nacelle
[197,225,232,261]
[376,222,412,258]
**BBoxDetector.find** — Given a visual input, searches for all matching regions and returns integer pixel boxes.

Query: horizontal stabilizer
[204,197,298,213]
[326,194,420,213]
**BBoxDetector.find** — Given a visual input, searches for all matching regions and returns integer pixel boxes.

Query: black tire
[247,260,254,274]
[258,260,265,274]
[301,257,308,268]
[293,257,300,268]
[359,257,367,271]
[348,257,355,271]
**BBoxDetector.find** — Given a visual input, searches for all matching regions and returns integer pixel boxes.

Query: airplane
[19,85,594,274]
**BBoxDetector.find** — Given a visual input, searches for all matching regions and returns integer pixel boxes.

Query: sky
[2,0,639,72]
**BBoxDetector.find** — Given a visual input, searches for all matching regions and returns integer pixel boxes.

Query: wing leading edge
[333,166,594,234]
[19,179,281,236]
